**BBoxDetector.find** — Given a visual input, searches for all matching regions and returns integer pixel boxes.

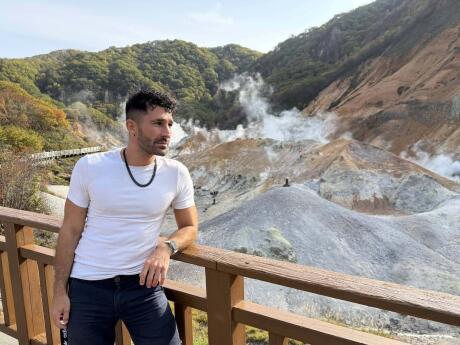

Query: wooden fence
[0,206,459,345]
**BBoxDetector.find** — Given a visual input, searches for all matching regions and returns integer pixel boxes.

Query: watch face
[166,240,178,254]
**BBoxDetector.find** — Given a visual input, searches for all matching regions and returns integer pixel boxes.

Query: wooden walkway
[29,146,102,162]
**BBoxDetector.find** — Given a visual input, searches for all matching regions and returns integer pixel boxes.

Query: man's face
[133,106,173,156]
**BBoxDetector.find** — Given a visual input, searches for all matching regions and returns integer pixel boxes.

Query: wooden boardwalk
[29,146,102,162]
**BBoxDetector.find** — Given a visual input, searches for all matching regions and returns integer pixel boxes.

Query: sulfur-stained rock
[233,226,297,263]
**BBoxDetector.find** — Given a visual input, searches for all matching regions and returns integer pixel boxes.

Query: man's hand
[52,199,87,330]
[51,288,70,329]
[139,206,198,288]
[139,243,172,288]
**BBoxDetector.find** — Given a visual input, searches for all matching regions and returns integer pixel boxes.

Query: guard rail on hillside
[29,147,102,162]
[0,206,459,345]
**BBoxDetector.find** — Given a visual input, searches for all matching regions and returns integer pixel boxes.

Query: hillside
[2,0,459,146]
[165,185,459,337]
[0,81,87,151]
[253,0,459,108]
[0,41,262,129]
[304,0,460,157]
[248,0,460,157]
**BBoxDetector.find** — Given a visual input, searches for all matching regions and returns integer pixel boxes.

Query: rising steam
[174,73,339,147]
[401,144,460,183]
[220,73,338,142]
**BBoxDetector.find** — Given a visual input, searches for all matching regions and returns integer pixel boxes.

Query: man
[51,90,198,345]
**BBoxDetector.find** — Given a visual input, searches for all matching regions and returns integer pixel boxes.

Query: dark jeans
[67,275,181,345]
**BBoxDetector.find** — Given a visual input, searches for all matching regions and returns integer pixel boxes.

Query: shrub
[0,125,44,151]
[0,149,48,212]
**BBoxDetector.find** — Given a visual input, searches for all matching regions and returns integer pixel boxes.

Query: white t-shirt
[67,148,194,280]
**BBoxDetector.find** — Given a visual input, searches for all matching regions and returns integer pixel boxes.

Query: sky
[0,0,374,58]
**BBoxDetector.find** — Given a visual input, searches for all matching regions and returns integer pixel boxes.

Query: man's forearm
[53,229,81,293]
[166,225,198,252]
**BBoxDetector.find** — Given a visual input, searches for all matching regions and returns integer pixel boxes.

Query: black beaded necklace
[122,148,157,187]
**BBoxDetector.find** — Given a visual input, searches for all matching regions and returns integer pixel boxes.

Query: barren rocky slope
[304,17,460,157]
[168,184,459,339]
[175,136,459,216]
[165,130,460,341]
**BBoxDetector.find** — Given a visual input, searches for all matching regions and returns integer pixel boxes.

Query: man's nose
[162,125,171,137]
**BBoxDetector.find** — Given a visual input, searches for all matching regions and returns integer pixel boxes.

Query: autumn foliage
[0,81,69,151]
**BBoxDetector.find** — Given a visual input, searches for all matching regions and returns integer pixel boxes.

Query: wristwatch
[164,240,179,255]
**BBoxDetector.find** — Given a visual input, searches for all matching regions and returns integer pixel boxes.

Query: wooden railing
[0,206,459,345]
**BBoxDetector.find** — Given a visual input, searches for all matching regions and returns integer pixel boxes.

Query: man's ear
[126,119,137,136]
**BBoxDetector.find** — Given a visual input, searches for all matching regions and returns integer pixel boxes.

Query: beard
[137,128,169,156]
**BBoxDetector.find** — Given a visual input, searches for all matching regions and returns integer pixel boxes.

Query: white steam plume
[401,144,460,183]
[220,73,338,142]
[171,122,187,146]
[172,73,340,154]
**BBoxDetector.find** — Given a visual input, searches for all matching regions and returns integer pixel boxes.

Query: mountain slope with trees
[1,0,459,153]
[0,41,262,134]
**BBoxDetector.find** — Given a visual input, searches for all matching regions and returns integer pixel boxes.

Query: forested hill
[0,41,261,150]
[27,41,261,104]
[0,41,260,120]
[252,0,460,109]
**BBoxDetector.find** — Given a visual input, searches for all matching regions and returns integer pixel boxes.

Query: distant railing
[29,147,102,162]
[0,206,459,345]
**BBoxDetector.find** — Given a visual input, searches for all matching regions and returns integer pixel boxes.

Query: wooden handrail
[163,280,207,311]
[0,206,459,345]
[0,207,62,233]
[233,301,407,345]
[212,250,460,326]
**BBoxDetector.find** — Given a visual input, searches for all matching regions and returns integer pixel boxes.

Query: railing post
[205,268,245,345]
[269,332,289,345]
[115,320,131,345]
[174,303,193,345]
[4,222,45,344]
[38,263,60,345]
[0,250,15,327]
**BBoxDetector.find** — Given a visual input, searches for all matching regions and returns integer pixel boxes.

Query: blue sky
[0,0,374,58]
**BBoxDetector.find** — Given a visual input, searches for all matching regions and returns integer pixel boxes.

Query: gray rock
[451,94,460,121]
[390,174,456,213]
[319,169,456,214]
[169,185,460,335]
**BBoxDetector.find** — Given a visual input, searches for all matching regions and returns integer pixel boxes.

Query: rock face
[312,141,458,214]
[390,174,456,213]
[169,118,460,333]
[304,19,460,157]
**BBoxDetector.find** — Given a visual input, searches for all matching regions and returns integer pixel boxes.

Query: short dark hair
[125,89,176,121]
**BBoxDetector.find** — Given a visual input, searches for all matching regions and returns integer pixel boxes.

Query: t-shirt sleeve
[172,163,195,209]
[67,156,90,208]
